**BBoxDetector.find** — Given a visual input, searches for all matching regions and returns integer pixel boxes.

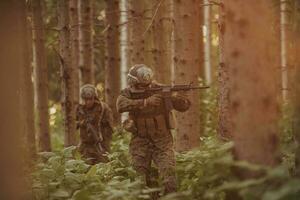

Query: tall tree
[280,0,291,102]
[129,0,146,65]
[69,0,80,106]
[204,0,212,85]
[120,0,131,89]
[291,0,300,176]
[32,0,51,152]
[293,34,300,176]
[173,0,203,151]
[105,0,121,124]
[79,0,95,85]
[223,0,279,166]
[58,0,77,146]
[152,0,172,83]
[0,0,27,198]
[23,1,37,160]
[218,0,232,139]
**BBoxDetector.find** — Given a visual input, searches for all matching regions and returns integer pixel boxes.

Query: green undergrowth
[31,132,300,200]
[33,87,300,200]
[31,132,234,200]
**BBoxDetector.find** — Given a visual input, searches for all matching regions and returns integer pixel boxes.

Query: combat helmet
[80,84,98,99]
[127,64,154,86]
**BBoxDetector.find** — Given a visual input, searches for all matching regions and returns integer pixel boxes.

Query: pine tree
[173,0,203,151]
[218,0,232,139]
[58,0,77,146]
[105,0,121,124]
[79,0,95,85]
[0,0,28,198]
[152,0,172,83]
[129,0,146,65]
[69,0,80,106]
[23,0,37,160]
[32,0,51,152]
[223,0,279,167]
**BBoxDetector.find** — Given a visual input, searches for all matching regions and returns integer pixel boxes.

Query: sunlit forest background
[1,0,300,199]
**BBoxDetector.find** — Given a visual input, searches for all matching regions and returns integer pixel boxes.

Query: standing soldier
[76,84,113,164]
[116,64,191,198]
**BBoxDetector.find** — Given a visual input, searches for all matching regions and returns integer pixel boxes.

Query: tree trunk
[152,0,172,84]
[105,0,121,125]
[79,0,95,85]
[280,0,290,102]
[291,0,300,176]
[58,0,77,147]
[223,0,279,167]
[129,0,146,65]
[218,0,232,139]
[204,0,212,85]
[0,1,27,198]
[173,0,203,151]
[120,0,130,89]
[23,1,37,160]
[32,0,51,152]
[293,36,300,177]
[69,0,80,107]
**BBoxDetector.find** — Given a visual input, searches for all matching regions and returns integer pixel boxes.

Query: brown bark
[23,1,37,160]
[129,0,146,65]
[152,0,172,84]
[291,1,300,176]
[218,0,232,139]
[105,0,121,124]
[58,0,77,147]
[79,0,95,85]
[293,36,300,176]
[32,0,51,152]
[69,0,80,106]
[223,0,279,167]
[173,0,203,151]
[0,1,27,198]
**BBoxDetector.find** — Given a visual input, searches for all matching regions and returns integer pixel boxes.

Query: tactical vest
[122,85,176,136]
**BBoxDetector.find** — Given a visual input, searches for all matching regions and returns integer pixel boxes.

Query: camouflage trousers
[129,130,177,197]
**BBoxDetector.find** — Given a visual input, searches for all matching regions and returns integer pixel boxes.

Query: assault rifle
[78,109,104,153]
[129,83,209,128]
[129,83,209,100]
[85,118,104,153]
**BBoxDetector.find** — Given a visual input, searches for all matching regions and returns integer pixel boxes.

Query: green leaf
[50,188,69,198]
[72,189,90,200]
[262,179,300,200]
[38,152,56,159]
[86,165,97,178]
[62,146,77,158]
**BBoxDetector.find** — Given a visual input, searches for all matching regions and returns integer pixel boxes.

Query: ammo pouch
[126,111,176,136]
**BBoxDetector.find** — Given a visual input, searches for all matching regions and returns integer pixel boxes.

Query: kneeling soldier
[76,84,113,164]
[116,64,191,198]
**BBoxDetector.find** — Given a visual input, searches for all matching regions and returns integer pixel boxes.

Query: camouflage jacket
[116,82,191,135]
[76,101,113,144]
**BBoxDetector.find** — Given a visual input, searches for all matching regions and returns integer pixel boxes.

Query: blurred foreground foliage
[31,86,300,200]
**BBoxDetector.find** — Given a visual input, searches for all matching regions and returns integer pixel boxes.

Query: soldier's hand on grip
[145,94,162,106]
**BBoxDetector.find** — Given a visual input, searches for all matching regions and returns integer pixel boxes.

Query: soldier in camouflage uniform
[116,64,191,197]
[76,84,113,164]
